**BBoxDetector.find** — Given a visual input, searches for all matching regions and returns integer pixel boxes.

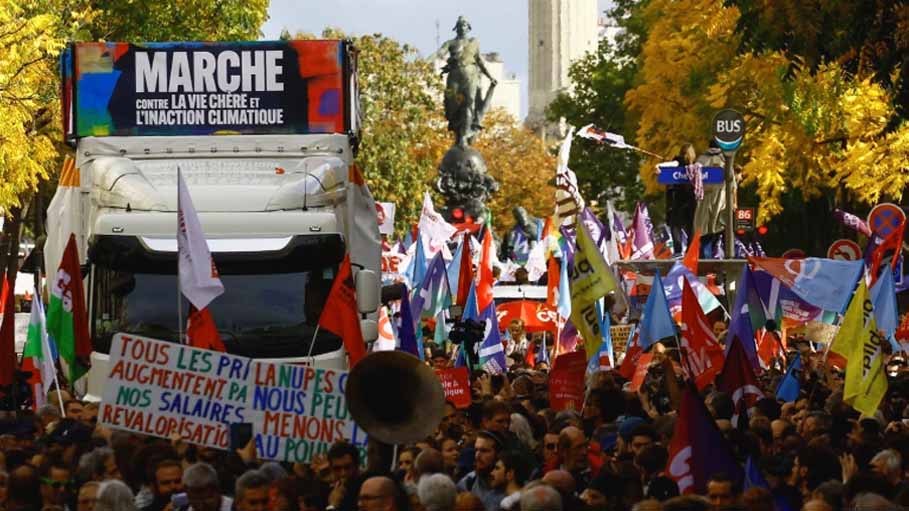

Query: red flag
[618,331,642,380]
[717,337,762,427]
[870,219,905,284]
[683,230,701,274]
[756,328,781,368]
[477,228,494,311]
[20,356,43,410]
[680,279,724,390]
[524,341,536,368]
[318,255,366,368]
[0,277,15,385]
[186,307,226,352]
[546,256,560,308]
[456,236,473,307]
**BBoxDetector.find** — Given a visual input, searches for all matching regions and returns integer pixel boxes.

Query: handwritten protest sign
[99,334,367,464]
[549,351,587,411]
[436,367,471,409]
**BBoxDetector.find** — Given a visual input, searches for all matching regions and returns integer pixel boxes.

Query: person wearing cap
[456,431,505,511]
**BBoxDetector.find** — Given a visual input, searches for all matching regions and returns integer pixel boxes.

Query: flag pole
[177,167,184,345]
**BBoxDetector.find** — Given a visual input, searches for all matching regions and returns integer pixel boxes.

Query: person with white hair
[182,463,232,511]
[95,480,137,511]
[519,482,562,511]
[509,413,536,451]
[417,473,457,511]
[870,449,905,490]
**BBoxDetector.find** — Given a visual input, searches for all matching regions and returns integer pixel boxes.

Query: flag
[404,232,428,288]
[775,353,801,402]
[663,263,722,317]
[869,219,905,284]
[639,269,676,350]
[398,286,421,359]
[680,279,724,390]
[630,203,654,260]
[374,306,396,352]
[0,276,14,386]
[23,292,60,411]
[618,326,641,380]
[317,255,366,368]
[44,157,84,283]
[547,256,560,307]
[833,209,872,237]
[447,237,464,301]
[595,301,614,368]
[536,334,550,366]
[411,252,451,320]
[717,337,762,427]
[870,268,900,352]
[186,307,226,352]
[607,202,630,260]
[477,228,495,311]
[47,235,92,383]
[749,257,864,313]
[557,255,572,318]
[743,456,769,490]
[417,192,457,252]
[577,124,634,149]
[477,303,506,374]
[683,230,701,274]
[554,128,585,226]
[569,218,618,359]
[346,165,382,282]
[830,279,888,417]
[177,169,224,310]
[525,338,536,368]
[667,388,743,495]
[456,234,473,306]
[725,266,765,372]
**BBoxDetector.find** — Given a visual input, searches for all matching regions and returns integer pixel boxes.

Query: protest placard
[99,333,367,464]
[436,367,471,409]
[549,351,587,411]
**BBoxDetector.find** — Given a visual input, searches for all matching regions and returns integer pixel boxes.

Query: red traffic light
[452,208,464,220]
[736,228,745,236]
[757,225,769,236]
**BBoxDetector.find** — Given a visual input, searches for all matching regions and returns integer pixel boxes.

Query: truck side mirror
[355,269,379,314]
[359,319,378,343]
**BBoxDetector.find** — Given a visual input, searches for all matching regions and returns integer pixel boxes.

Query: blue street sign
[657,166,724,185]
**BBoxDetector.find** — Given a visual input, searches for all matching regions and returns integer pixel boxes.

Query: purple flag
[725,267,764,372]
[631,202,654,260]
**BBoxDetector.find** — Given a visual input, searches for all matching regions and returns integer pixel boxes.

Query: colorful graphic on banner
[99,334,366,464]
[63,41,348,139]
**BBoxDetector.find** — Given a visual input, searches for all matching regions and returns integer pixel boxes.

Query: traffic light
[452,207,464,221]
[757,225,769,236]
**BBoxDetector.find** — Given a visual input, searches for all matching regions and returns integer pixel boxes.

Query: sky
[262,0,614,119]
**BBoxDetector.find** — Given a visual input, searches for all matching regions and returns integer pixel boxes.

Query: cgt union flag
[177,169,224,310]
[318,255,366,368]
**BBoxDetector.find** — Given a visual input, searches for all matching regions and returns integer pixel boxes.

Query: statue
[500,207,543,262]
[433,16,498,147]
[432,16,500,224]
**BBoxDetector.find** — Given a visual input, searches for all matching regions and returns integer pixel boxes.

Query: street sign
[656,166,724,185]
[868,203,905,238]
[826,239,862,261]
[734,207,755,233]
[713,109,745,152]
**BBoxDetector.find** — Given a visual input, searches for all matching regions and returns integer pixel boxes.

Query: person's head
[491,451,530,491]
[431,349,450,370]
[417,473,456,511]
[635,444,670,479]
[78,447,121,482]
[706,474,737,511]
[870,449,902,486]
[474,431,502,475]
[558,426,588,472]
[328,441,361,484]
[678,143,697,165]
[508,320,526,340]
[795,445,841,492]
[802,499,834,511]
[77,481,99,511]
[629,424,657,458]
[542,431,560,465]
[454,492,484,511]
[480,400,511,434]
[150,459,183,500]
[35,404,62,431]
[81,402,99,426]
[7,465,42,510]
[397,447,419,476]
[234,470,270,511]
[542,470,576,500]
[39,460,72,506]
[801,412,832,440]
[182,463,222,511]
[440,437,460,472]
[520,482,562,511]
[358,476,400,511]
[94,480,136,511]
[414,448,444,480]
[453,16,471,36]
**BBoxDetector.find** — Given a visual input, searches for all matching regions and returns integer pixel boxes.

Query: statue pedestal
[436,145,499,224]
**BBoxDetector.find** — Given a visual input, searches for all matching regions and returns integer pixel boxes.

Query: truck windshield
[90,235,345,358]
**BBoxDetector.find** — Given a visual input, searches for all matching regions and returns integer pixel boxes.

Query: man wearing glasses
[39,461,74,510]
[356,476,402,511]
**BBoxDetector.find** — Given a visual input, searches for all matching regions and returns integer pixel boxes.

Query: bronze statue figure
[433,16,498,147]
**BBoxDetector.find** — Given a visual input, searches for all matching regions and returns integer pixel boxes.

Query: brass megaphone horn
[345,351,446,445]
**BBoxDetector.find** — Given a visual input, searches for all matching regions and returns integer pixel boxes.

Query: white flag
[555,128,585,226]
[373,306,396,352]
[177,169,224,310]
[417,193,457,252]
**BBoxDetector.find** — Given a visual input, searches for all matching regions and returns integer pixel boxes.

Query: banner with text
[99,334,367,464]
[63,41,349,139]
[435,367,471,409]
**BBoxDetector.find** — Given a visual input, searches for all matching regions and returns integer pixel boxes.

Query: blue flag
[750,257,864,313]
[447,238,464,300]
[462,279,479,321]
[557,253,572,318]
[477,303,506,374]
[404,235,428,288]
[775,353,801,402]
[639,269,676,350]
[871,268,901,352]
[725,267,763,372]
[398,286,422,359]
[536,334,550,366]
[743,456,769,490]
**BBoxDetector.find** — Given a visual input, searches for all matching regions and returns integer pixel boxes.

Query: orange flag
[683,230,701,274]
[477,228,494,311]
[318,255,366,368]
[187,307,226,352]
[456,235,473,307]
[546,256,560,308]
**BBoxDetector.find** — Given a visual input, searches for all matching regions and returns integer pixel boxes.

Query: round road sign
[868,203,905,238]
[827,239,862,261]
[713,109,745,152]
[782,249,806,259]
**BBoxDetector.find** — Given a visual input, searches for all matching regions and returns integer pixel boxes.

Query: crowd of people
[2,322,909,511]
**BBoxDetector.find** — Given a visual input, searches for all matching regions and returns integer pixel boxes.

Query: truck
[49,40,381,401]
